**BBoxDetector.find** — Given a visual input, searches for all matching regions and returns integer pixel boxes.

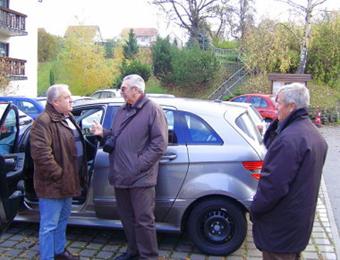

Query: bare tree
[227,0,255,41]
[277,0,328,73]
[152,0,231,45]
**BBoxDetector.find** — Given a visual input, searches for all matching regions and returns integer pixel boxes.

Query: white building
[121,28,158,47]
[0,0,39,96]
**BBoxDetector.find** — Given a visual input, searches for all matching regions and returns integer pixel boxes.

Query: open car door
[0,103,25,234]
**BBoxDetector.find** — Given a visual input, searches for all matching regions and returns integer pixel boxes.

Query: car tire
[187,198,247,256]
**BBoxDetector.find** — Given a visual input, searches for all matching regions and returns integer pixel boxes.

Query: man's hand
[90,120,103,137]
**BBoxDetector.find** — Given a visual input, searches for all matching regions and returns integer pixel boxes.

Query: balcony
[0,56,27,80]
[0,7,27,36]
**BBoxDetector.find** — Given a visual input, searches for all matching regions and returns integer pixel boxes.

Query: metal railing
[0,7,27,35]
[208,66,249,100]
[0,56,26,77]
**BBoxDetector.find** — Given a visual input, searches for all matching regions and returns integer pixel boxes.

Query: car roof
[74,96,250,118]
[234,93,273,98]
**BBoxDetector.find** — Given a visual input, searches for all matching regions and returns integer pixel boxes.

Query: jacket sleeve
[250,137,300,217]
[30,119,62,181]
[138,105,168,172]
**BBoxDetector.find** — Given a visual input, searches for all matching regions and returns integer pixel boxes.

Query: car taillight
[242,161,263,180]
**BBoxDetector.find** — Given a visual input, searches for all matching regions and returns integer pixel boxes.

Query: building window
[0,42,9,57]
[0,0,9,8]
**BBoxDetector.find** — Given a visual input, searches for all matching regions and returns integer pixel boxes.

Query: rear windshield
[235,112,262,143]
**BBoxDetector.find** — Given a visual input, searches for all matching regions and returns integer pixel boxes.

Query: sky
[36,0,340,40]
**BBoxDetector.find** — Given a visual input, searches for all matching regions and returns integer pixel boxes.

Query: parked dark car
[0,96,44,119]
[0,97,266,256]
[229,93,277,122]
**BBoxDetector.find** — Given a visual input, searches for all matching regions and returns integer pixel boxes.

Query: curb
[321,177,340,259]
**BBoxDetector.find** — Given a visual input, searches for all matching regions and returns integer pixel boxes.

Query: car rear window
[235,112,262,143]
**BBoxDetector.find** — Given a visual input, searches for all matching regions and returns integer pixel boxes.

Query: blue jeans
[38,198,72,260]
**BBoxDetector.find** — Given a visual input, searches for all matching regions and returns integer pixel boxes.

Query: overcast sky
[37,0,340,39]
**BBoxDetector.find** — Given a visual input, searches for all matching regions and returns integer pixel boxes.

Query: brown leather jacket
[30,103,87,198]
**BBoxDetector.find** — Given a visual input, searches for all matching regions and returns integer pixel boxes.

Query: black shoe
[114,252,139,260]
[55,249,80,260]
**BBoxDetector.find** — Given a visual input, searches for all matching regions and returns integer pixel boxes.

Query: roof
[121,28,158,37]
[268,73,312,82]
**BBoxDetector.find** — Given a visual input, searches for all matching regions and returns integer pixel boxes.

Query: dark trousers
[263,251,301,260]
[115,187,158,260]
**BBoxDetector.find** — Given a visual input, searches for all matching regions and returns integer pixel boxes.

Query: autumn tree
[242,19,300,74]
[38,28,61,62]
[0,59,9,92]
[308,11,340,87]
[56,32,113,95]
[276,0,328,73]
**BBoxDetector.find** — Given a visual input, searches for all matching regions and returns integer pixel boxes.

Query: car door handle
[160,153,177,162]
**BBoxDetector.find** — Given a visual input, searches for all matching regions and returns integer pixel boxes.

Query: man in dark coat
[31,84,87,260]
[91,74,168,260]
[250,83,328,260]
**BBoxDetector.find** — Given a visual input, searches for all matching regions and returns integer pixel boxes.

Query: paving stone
[189,253,206,260]
[226,256,244,260]
[79,248,97,257]
[313,238,331,245]
[15,240,35,249]
[95,250,115,259]
[159,250,172,257]
[301,251,319,259]
[20,248,39,258]
[171,251,190,259]
[320,252,337,259]
[86,242,103,250]
[312,232,328,238]
[0,240,18,247]
[69,241,88,248]
[247,248,262,257]
[3,248,23,257]
[101,244,120,252]
[317,244,335,252]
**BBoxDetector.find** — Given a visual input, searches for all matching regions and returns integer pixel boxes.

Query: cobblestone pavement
[0,178,338,260]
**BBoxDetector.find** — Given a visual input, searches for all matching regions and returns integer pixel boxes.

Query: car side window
[91,93,101,99]
[0,109,17,154]
[18,101,39,114]
[250,97,267,108]
[164,110,177,145]
[233,96,247,103]
[74,108,104,135]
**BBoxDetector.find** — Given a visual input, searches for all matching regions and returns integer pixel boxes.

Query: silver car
[0,97,266,256]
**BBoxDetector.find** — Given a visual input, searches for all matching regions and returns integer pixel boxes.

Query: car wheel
[187,198,247,256]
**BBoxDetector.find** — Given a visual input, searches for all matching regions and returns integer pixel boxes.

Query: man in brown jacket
[91,74,168,260]
[30,84,86,260]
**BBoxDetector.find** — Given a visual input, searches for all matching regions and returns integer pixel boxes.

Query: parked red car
[230,94,277,122]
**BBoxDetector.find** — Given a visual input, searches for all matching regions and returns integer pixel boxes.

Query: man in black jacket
[250,83,328,260]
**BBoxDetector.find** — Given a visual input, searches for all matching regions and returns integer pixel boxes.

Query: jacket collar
[45,102,70,122]
[123,94,149,111]
[277,107,309,134]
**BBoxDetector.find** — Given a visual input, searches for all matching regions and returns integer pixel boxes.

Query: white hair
[46,84,70,104]
[122,74,145,93]
[278,83,310,109]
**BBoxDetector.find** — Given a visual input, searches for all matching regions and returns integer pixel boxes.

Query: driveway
[320,125,340,234]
